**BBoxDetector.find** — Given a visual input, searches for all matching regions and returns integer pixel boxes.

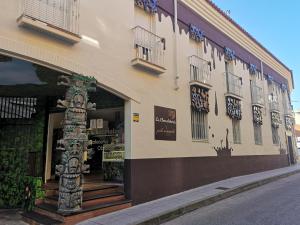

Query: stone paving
[162,172,300,225]
[0,209,28,225]
[78,164,300,225]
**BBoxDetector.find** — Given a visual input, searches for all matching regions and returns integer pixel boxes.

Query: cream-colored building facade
[0,0,296,205]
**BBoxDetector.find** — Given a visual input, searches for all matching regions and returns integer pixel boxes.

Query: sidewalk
[78,164,300,225]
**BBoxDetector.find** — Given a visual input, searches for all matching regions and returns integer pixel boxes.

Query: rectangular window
[253,124,262,145]
[272,126,280,144]
[191,108,208,140]
[232,119,241,144]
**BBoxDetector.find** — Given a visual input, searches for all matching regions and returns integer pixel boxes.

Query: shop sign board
[102,151,125,162]
[154,106,176,141]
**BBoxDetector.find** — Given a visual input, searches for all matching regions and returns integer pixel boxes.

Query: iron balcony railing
[225,72,242,97]
[251,84,264,106]
[20,0,80,35]
[189,55,211,85]
[133,26,165,68]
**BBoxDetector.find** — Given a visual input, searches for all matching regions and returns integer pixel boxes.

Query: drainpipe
[174,0,179,90]
[260,60,267,115]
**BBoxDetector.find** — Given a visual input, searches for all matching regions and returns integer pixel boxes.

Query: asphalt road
[162,172,300,225]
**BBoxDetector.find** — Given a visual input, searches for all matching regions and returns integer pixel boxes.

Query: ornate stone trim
[266,74,273,82]
[281,83,287,92]
[253,105,263,125]
[271,112,280,128]
[285,116,294,131]
[189,24,205,42]
[249,63,257,75]
[191,85,209,113]
[226,96,241,120]
[224,47,235,61]
[135,0,158,14]
[55,74,96,213]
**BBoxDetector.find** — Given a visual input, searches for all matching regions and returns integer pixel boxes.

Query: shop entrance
[45,87,125,185]
[0,54,127,210]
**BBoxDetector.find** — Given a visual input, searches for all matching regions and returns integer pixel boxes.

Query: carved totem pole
[55,74,96,213]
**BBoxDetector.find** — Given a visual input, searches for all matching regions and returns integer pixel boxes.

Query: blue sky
[212,0,300,109]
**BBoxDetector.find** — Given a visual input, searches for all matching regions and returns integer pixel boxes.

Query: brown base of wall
[124,154,289,205]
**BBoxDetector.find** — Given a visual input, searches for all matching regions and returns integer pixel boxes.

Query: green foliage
[0,147,27,208]
[0,106,45,209]
[22,176,45,212]
[103,162,124,182]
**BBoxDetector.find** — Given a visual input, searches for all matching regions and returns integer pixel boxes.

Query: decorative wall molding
[271,112,281,128]
[226,96,241,120]
[249,63,257,75]
[135,0,158,14]
[224,47,235,61]
[214,128,233,157]
[266,74,274,82]
[214,91,218,116]
[189,24,205,42]
[285,116,294,131]
[180,0,292,86]
[191,85,209,113]
[252,105,263,125]
[281,83,287,92]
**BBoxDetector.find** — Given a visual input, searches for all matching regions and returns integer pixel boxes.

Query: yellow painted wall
[0,0,294,159]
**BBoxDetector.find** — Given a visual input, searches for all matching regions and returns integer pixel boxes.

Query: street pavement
[162,172,300,225]
[0,209,28,225]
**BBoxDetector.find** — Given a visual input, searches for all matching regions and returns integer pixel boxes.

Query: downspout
[174,0,179,90]
[260,60,267,115]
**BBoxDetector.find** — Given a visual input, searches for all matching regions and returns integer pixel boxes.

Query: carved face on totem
[72,94,85,108]
[68,157,80,174]
[62,176,80,191]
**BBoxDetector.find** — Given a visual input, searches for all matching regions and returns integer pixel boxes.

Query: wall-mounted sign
[102,151,125,162]
[133,113,140,122]
[154,106,176,141]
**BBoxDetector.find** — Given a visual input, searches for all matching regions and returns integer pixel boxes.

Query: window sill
[192,139,209,143]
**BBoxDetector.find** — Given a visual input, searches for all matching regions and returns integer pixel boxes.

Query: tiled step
[63,200,132,225]
[44,192,125,208]
[45,184,123,197]
[34,203,65,222]
[22,211,62,225]
[34,200,132,225]
[83,185,123,198]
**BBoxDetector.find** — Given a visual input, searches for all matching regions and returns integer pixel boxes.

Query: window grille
[191,108,208,140]
[232,119,241,144]
[271,126,280,145]
[0,97,37,119]
[253,123,262,145]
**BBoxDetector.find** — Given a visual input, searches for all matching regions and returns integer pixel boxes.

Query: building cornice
[181,0,293,89]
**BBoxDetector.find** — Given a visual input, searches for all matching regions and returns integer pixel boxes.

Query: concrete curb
[137,169,300,225]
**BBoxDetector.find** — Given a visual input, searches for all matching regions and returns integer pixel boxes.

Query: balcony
[189,55,211,88]
[225,72,242,98]
[132,26,166,74]
[251,84,264,106]
[17,0,81,44]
